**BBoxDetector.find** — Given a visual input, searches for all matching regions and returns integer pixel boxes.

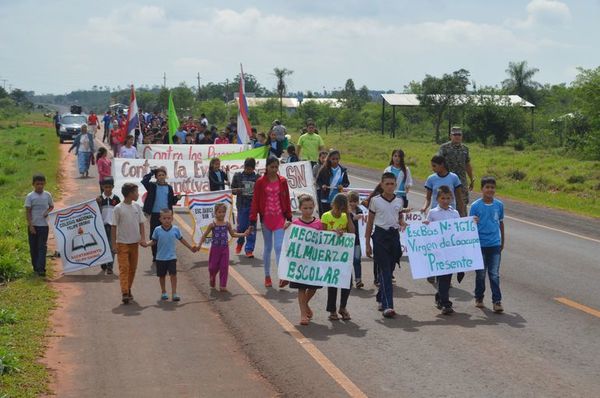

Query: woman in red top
[250,157,292,288]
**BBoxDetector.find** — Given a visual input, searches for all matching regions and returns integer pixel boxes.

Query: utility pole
[0,78,7,89]
[196,72,201,99]
[163,72,167,88]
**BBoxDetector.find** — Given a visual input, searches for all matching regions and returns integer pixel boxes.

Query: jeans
[236,207,256,252]
[373,226,401,310]
[28,226,49,274]
[262,225,284,277]
[435,274,453,308]
[474,246,502,303]
[353,245,362,280]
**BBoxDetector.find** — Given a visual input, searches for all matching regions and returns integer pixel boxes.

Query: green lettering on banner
[287,261,297,278]
[334,235,345,247]
[427,253,436,272]
[309,267,316,281]
[325,250,332,262]
[331,269,340,285]
[298,228,307,242]
[290,227,299,240]
[315,267,323,281]
[323,267,333,283]
[286,242,297,258]
[439,221,450,234]
[340,252,349,262]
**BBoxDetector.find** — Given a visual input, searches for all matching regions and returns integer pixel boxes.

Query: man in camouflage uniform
[438,126,474,216]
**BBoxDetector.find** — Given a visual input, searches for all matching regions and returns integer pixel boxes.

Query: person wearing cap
[438,126,474,216]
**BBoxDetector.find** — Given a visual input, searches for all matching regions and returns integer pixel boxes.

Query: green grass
[0,118,59,397]
[291,130,600,218]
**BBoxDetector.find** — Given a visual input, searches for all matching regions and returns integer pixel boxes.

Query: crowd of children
[32,120,506,324]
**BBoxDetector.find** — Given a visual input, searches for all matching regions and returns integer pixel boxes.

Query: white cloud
[509,0,571,28]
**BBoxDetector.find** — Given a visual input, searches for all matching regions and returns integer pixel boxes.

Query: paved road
[49,138,600,397]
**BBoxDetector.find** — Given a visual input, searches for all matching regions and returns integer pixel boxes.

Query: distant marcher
[297,122,325,167]
[266,130,283,158]
[175,125,187,144]
[112,183,146,304]
[118,135,138,159]
[88,111,100,137]
[53,111,60,137]
[438,126,474,216]
[272,119,287,142]
[96,147,112,194]
[313,151,328,180]
[102,111,112,143]
[249,157,293,288]
[253,132,267,148]
[145,209,196,301]
[316,150,350,216]
[97,177,120,275]
[470,176,505,313]
[200,113,209,127]
[25,174,54,277]
[215,130,230,144]
[286,145,299,163]
[68,124,95,178]
[384,149,413,208]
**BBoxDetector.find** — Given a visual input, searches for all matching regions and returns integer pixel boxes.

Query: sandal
[339,309,351,321]
[328,312,340,321]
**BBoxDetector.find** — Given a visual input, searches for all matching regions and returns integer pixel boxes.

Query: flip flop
[328,313,340,321]
[339,309,351,321]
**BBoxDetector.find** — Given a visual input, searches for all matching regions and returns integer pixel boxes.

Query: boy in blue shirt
[145,209,196,301]
[469,176,505,313]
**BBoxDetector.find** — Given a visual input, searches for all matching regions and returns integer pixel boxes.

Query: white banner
[112,158,263,206]
[278,224,354,289]
[48,200,113,273]
[278,161,317,213]
[187,190,234,250]
[405,217,484,279]
[138,144,246,161]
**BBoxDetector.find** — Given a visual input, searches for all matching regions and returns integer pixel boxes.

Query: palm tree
[502,61,541,104]
[273,67,293,118]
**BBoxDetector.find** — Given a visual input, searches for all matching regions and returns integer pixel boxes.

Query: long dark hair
[390,149,407,183]
[96,147,108,162]
[317,149,340,179]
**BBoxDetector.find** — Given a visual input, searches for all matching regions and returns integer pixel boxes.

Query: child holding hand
[198,203,249,292]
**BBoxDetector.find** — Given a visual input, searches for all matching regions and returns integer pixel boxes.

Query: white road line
[349,174,600,244]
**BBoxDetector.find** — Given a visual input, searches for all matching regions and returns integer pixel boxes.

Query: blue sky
[1,0,599,94]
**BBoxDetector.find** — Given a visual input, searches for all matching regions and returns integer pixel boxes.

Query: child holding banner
[321,193,355,321]
[97,177,120,275]
[470,177,505,313]
[289,194,324,325]
[198,203,249,292]
[365,173,406,318]
[141,167,181,266]
[145,209,196,301]
[424,185,460,315]
[316,150,350,217]
[112,183,146,304]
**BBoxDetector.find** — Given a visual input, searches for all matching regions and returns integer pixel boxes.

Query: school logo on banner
[48,200,113,273]
[188,190,234,250]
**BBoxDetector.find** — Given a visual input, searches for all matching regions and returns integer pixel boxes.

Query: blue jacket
[68,132,95,155]
[141,171,180,215]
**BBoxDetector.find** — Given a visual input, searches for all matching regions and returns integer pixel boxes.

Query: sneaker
[172,294,181,302]
[161,293,169,301]
[122,294,130,304]
[235,244,243,254]
[279,279,289,288]
[493,302,504,313]
[355,279,364,289]
[475,299,485,308]
[265,276,273,288]
[391,275,396,283]
[382,308,396,318]
[106,268,113,275]
[441,306,455,315]
[245,251,254,258]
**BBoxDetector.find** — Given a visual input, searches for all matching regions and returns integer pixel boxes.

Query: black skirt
[289,281,323,290]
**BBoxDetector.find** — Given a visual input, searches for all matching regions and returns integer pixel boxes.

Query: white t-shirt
[426,205,460,222]
[368,194,404,230]
[112,202,146,243]
[79,134,91,153]
[119,146,138,159]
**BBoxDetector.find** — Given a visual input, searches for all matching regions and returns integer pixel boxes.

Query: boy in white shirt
[425,186,460,314]
[112,183,146,304]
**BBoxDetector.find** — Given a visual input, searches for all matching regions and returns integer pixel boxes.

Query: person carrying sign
[365,173,407,318]
[424,185,460,315]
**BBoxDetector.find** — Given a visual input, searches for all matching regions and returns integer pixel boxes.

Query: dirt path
[42,141,278,397]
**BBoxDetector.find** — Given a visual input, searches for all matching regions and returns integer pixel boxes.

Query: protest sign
[187,190,234,250]
[137,144,246,161]
[278,224,354,289]
[400,211,425,253]
[48,200,113,273]
[279,161,317,213]
[404,217,483,279]
[112,158,262,206]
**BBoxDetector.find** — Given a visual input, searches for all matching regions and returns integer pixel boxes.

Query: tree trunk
[279,95,283,119]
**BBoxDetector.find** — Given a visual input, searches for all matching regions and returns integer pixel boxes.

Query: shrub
[0,176,8,186]
[0,348,21,375]
[507,169,526,181]
[0,308,17,325]
[0,257,24,283]
[531,176,550,191]
[513,140,525,151]
[567,175,585,184]
[14,138,25,145]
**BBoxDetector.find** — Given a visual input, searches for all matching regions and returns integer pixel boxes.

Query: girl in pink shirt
[290,194,323,325]
[96,147,112,194]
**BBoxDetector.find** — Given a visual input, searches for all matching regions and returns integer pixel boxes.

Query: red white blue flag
[237,64,252,145]
[125,85,140,137]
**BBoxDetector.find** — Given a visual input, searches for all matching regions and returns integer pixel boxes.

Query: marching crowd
[29,112,506,325]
